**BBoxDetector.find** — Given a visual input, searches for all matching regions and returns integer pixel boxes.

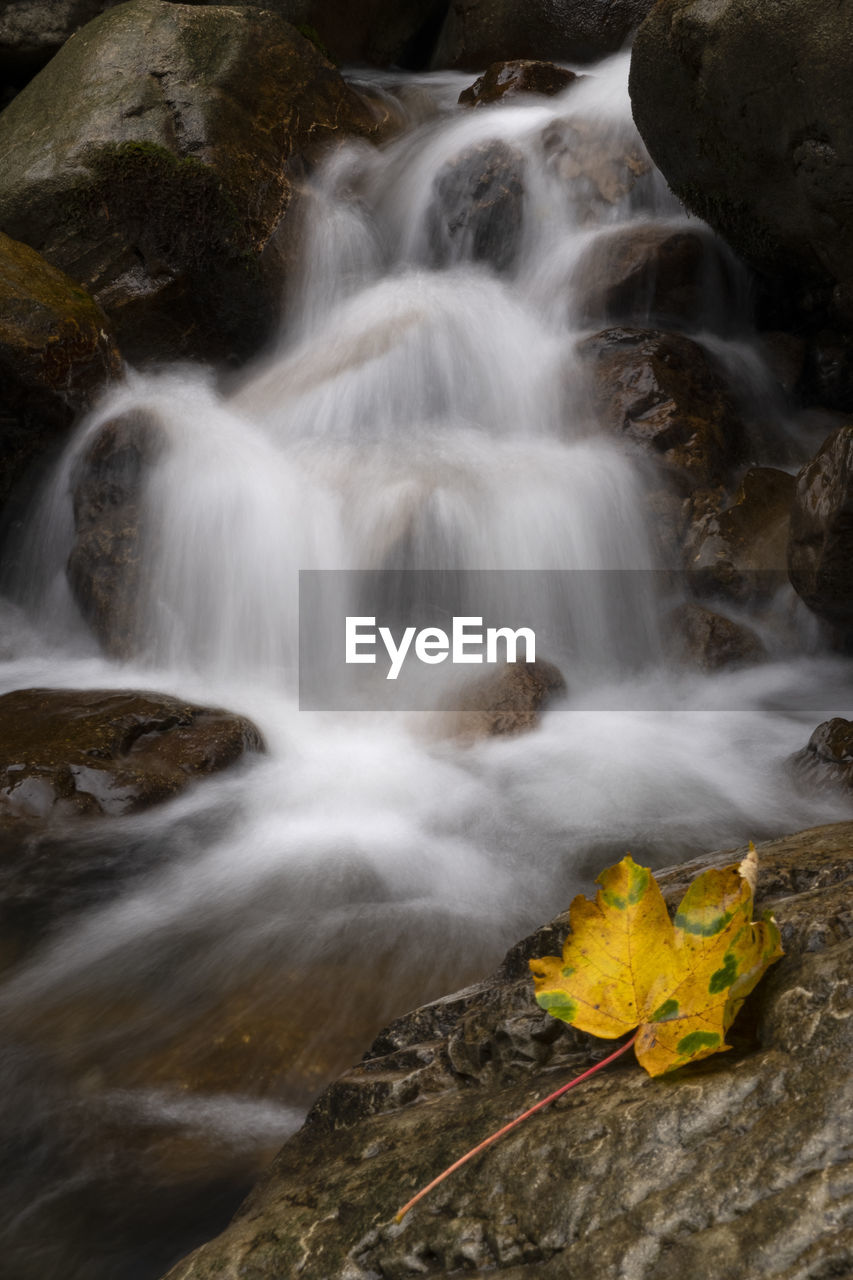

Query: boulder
[788,425,853,631]
[791,719,853,795]
[629,0,853,363]
[459,60,580,108]
[575,327,747,494]
[433,0,655,70]
[443,658,567,739]
[0,0,383,366]
[667,601,765,671]
[572,222,739,332]
[66,409,164,658]
[425,139,526,273]
[685,466,794,602]
[160,821,853,1280]
[0,231,121,518]
[0,687,264,824]
[541,117,652,218]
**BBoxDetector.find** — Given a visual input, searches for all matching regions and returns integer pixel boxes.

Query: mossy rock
[0,0,382,365]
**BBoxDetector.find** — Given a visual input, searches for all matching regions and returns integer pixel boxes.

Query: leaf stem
[394,1032,637,1223]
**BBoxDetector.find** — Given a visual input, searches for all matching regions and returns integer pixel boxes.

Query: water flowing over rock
[629,0,853,402]
[433,0,655,69]
[668,601,765,672]
[442,658,567,739]
[459,61,581,109]
[0,0,383,365]
[0,688,264,824]
[160,823,853,1280]
[0,231,121,520]
[792,720,853,796]
[686,467,794,603]
[425,139,526,273]
[788,426,853,633]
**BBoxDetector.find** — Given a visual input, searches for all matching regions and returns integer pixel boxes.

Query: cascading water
[1,53,851,1280]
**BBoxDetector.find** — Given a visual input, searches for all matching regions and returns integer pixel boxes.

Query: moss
[295,23,336,64]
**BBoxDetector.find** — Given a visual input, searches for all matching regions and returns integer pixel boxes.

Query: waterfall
[0,52,850,1280]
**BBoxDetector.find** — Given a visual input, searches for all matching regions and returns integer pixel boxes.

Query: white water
[1,54,851,1279]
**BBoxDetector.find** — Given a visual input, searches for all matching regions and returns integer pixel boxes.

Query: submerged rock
[667,601,766,671]
[541,115,652,218]
[443,658,567,739]
[0,230,121,519]
[788,425,853,632]
[0,687,264,824]
[459,60,580,108]
[425,139,526,273]
[161,821,853,1280]
[433,0,655,69]
[0,0,383,366]
[576,327,747,494]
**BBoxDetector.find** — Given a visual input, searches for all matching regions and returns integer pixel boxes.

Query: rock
[803,329,853,413]
[0,230,121,518]
[160,821,853,1280]
[425,139,526,273]
[759,331,806,399]
[791,719,853,794]
[443,659,567,739]
[0,1,118,90]
[0,0,383,366]
[433,0,655,70]
[576,327,747,494]
[0,687,264,825]
[629,0,853,353]
[667,601,766,671]
[66,409,164,658]
[541,116,652,217]
[259,0,450,68]
[459,60,580,108]
[788,425,853,631]
[572,222,739,332]
[685,467,794,602]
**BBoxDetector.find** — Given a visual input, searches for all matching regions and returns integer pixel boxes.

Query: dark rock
[0,230,121,519]
[443,659,567,739]
[802,329,853,414]
[0,1,118,89]
[0,0,383,366]
[576,327,747,494]
[791,719,853,794]
[459,60,580,108]
[572,222,740,332]
[541,115,652,218]
[433,0,655,70]
[759,331,807,399]
[0,687,264,824]
[66,409,164,658]
[160,822,853,1280]
[629,0,853,363]
[685,467,794,603]
[425,139,526,273]
[668,601,766,671]
[788,425,853,631]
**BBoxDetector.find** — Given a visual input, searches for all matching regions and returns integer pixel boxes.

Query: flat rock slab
[0,687,264,822]
[163,821,853,1280]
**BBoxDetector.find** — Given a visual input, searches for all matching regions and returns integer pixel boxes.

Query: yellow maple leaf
[529,846,783,1076]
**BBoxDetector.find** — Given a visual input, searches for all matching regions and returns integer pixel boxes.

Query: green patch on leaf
[651,998,680,1022]
[676,1030,720,1055]
[674,908,733,937]
[708,952,738,994]
[536,992,578,1022]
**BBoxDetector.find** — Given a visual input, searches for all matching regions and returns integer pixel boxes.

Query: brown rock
[541,116,652,216]
[444,659,567,739]
[668,601,766,670]
[788,425,853,630]
[0,687,264,824]
[686,466,794,602]
[576,327,747,493]
[791,718,853,793]
[458,60,580,108]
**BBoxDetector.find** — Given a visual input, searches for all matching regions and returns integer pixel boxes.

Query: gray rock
[0,0,382,365]
[788,425,853,631]
[425,140,526,273]
[160,821,853,1279]
[667,601,766,671]
[459,61,581,108]
[791,719,853,795]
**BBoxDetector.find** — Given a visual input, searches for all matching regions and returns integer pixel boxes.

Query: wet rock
[0,0,383,366]
[161,822,853,1280]
[66,410,164,658]
[791,719,853,795]
[459,61,580,108]
[685,467,794,603]
[572,222,739,331]
[788,425,853,631]
[629,0,853,370]
[425,140,526,273]
[759,331,807,399]
[576,327,747,494]
[802,328,853,414]
[443,659,567,739]
[433,0,655,70]
[668,601,765,671]
[0,688,264,825]
[0,230,121,519]
[541,116,652,217]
